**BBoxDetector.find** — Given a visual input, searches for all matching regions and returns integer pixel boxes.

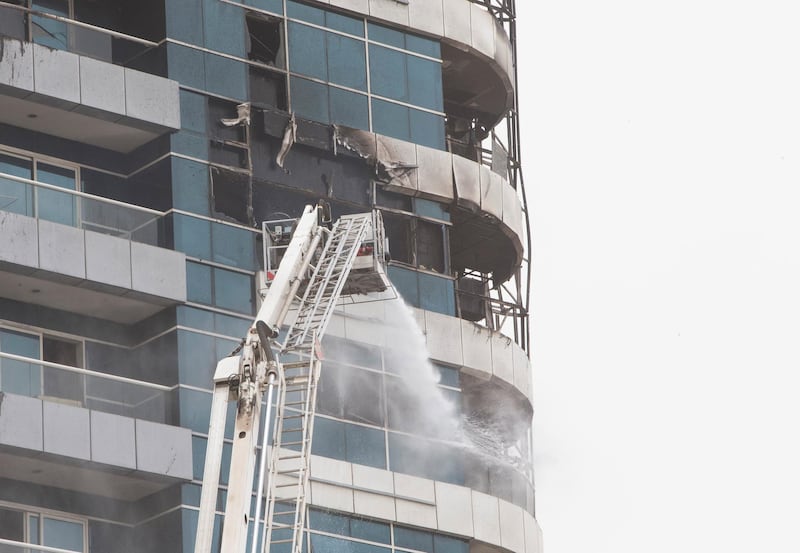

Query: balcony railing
[0,1,163,75]
[0,351,175,425]
[0,171,166,247]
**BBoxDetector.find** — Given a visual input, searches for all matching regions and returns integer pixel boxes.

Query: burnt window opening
[208,98,247,143]
[246,12,284,67]
[374,186,413,212]
[250,66,288,110]
[382,212,448,274]
[416,219,446,274]
[211,166,251,225]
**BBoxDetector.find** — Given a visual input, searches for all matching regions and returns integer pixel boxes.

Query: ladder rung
[280,440,308,447]
[275,481,301,488]
[272,511,297,517]
[270,539,294,544]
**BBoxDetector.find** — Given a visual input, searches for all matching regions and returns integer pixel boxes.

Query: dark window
[42,336,83,404]
[246,12,284,67]
[382,213,412,265]
[211,167,250,225]
[416,220,446,273]
[0,507,24,542]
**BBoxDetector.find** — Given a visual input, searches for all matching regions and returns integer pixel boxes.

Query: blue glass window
[186,262,213,305]
[433,535,469,553]
[329,87,369,130]
[0,153,33,217]
[287,0,325,25]
[395,527,433,553]
[31,0,69,50]
[371,99,409,142]
[312,416,346,460]
[174,214,212,259]
[0,328,41,397]
[369,45,407,102]
[246,0,284,14]
[409,110,446,150]
[367,23,404,49]
[212,222,256,270]
[327,34,367,91]
[406,35,441,58]
[213,268,254,314]
[345,423,386,469]
[407,57,443,112]
[326,12,364,37]
[41,517,84,552]
[289,22,327,80]
[36,163,76,226]
[291,76,330,123]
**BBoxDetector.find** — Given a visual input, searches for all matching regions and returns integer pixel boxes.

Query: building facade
[0,0,539,552]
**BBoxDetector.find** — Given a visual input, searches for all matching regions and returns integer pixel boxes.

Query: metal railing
[0,351,175,425]
[0,1,162,73]
[0,172,166,247]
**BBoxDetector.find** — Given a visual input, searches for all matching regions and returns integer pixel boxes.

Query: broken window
[211,166,250,225]
[250,67,287,110]
[382,212,412,265]
[416,220,446,274]
[246,12,284,67]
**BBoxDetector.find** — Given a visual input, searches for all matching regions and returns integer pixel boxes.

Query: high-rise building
[0,1,539,552]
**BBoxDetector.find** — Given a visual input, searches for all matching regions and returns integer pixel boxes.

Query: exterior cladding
[0,0,538,552]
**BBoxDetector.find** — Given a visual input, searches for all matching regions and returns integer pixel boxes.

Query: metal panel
[310,481,355,512]
[472,490,502,545]
[501,181,523,244]
[42,401,90,460]
[32,44,80,108]
[460,319,492,373]
[354,489,396,520]
[470,3,496,59]
[409,0,444,36]
[523,513,543,553]
[37,220,85,282]
[0,38,34,98]
[394,473,437,528]
[352,463,393,493]
[494,23,513,87]
[434,481,474,536]
[77,57,125,118]
[89,410,136,470]
[423,310,463,366]
[490,332,514,387]
[512,342,531,400]
[498,500,526,553]
[480,169,503,221]
[130,242,187,301]
[311,454,353,485]
[452,154,480,209]
[124,68,181,130]
[442,0,471,46]
[415,145,454,201]
[0,211,39,271]
[0,393,43,451]
[329,0,369,17]
[84,231,132,290]
[377,134,418,196]
[369,0,409,26]
[135,419,192,479]
[352,466,395,519]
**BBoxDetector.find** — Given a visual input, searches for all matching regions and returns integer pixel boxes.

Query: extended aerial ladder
[194,204,389,553]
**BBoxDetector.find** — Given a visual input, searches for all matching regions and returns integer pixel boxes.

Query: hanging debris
[220,102,251,127]
[275,113,296,168]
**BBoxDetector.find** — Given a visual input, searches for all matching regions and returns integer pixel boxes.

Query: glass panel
[368,45,407,102]
[212,223,256,270]
[406,35,441,58]
[289,22,327,80]
[329,87,369,131]
[433,535,468,553]
[344,423,386,469]
[213,268,254,314]
[186,262,213,305]
[31,0,69,50]
[0,329,41,397]
[290,76,330,124]
[0,507,24,542]
[394,527,433,553]
[327,33,366,91]
[433,364,460,388]
[368,22,404,49]
[326,12,363,37]
[308,509,349,536]
[407,56,443,112]
[42,517,84,552]
[27,513,39,544]
[36,163,77,226]
[173,213,212,259]
[410,110,445,150]
[0,153,33,216]
[311,416,346,460]
[371,99,409,142]
[350,519,390,544]
[246,0,283,15]
[287,0,325,25]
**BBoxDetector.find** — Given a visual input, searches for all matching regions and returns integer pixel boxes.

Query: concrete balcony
[0,175,186,323]
[0,37,179,153]
[0,392,191,500]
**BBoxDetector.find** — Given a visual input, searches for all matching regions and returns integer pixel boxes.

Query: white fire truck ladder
[195,206,387,553]
[259,213,374,553]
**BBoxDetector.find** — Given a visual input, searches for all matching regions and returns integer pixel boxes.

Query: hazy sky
[518,1,800,551]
